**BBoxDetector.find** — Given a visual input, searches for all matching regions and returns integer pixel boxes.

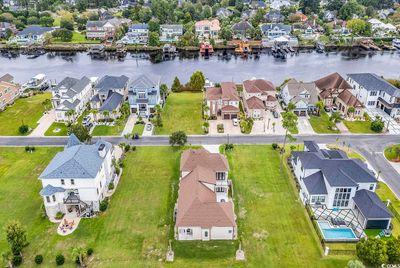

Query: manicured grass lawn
[132,123,145,135]
[384,144,400,162]
[0,93,51,136]
[343,120,375,134]
[92,117,128,136]
[326,144,365,161]
[44,122,69,136]
[375,182,400,237]
[52,32,101,44]
[309,112,340,134]
[156,92,204,135]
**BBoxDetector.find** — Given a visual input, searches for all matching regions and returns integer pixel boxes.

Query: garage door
[223,114,230,119]
[231,114,237,119]
[366,220,390,229]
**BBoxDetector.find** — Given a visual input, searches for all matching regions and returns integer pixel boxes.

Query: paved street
[0,134,399,198]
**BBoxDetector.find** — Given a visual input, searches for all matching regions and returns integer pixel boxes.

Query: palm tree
[102,110,109,120]
[315,101,324,116]
[65,109,76,123]
[280,112,298,171]
[287,102,296,112]
[347,106,355,119]
[72,247,87,267]
[91,109,98,122]
[112,109,118,119]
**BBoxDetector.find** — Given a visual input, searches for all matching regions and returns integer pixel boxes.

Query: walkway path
[29,110,55,137]
[336,122,349,134]
[121,114,136,136]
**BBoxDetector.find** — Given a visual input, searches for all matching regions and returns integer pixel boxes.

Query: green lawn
[52,32,101,44]
[132,123,145,136]
[0,93,51,136]
[309,112,340,134]
[92,117,128,136]
[326,144,365,161]
[343,120,375,134]
[44,122,69,136]
[375,182,400,237]
[384,144,400,162]
[155,92,204,135]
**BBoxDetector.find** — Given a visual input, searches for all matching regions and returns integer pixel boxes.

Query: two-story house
[195,19,220,40]
[206,82,240,120]
[347,73,400,119]
[86,20,116,40]
[0,73,20,111]
[9,25,53,46]
[91,75,129,119]
[175,149,237,241]
[315,72,363,117]
[128,74,161,117]
[121,23,149,44]
[291,141,393,230]
[159,24,183,42]
[52,76,96,122]
[260,23,291,39]
[281,79,318,116]
[242,78,277,119]
[0,22,17,38]
[39,134,115,220]
[231,21,253,39]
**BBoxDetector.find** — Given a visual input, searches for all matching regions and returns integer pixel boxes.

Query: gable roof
[315,72,352,92]
[99,92,124,111]
[180,148,229,172]
[129,23,148,30]
[221,82,240,101]
[129,74,160,89]
[232,21,253,32]
[95,75,129,93]
[243,79,275,94]
[337,89,363,108]
[245,96,265,109]
[353,190,393,219]
[303,171,328,195]
[0,73,14,83]
[86,20,109,28]
[260,23,291,33]
[347,73,400,97]
[17,25,53,36]
[285,79,319,104]
[40,184,65,196]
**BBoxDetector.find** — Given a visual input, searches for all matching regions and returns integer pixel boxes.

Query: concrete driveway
[142,122,153,136]
[297,117,315,134]
[208,119,241,135]
[29,109,55,137]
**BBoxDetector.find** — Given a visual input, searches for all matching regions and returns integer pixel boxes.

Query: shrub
[12,255,23,266]
[87,248,93,256]
[115,166,121,175]
[224,143,234,151]
[371,118,384,133]
[19,124,29,134]
[124,144,130,152]
[108,182,114,190]
[217,124,224,133]
[34,254,43,264]
[55,254,65,265]
[55,212,64,220]
[99,198,109,212]
[131,146,136,151]
[272,143,278,150]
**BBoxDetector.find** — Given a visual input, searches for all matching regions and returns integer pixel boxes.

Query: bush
[115,166,121,175]
[55,211,64,220]
[272,143,278,150]
[217,123,224,133]
[87,248,93,256]
[19,124,29,134]
[108,182,114,190]
[55,254,65,266]
[371,118,385,133]
[12,255,22,266]
[99,198,109,212]
[131,146,136,151]
[34,254,43,264]
[224,143,234,151]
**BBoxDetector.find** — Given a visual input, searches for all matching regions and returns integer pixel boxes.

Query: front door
[202,229,210,241]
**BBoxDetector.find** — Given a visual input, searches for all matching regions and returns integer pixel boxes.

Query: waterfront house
[260,23,291,39]
[291,141,393,230]
[9,25,53,46]
[0,22,17,38]
[0,74,20,111]
[39,134,116,220]
[128,74,161,117]
[52,76,95,122]
[195,19,220,40]
[231,21,253,39]
[347,73,400,119]
[281,79,318,116]
[91,75,129,119]
[265,10,285,22]
[174,149,237,241]
[86,20,116,40]
[121,23,149,44]
[378,9,395,20]
[315,73,363,117]
[205,82,240,120]
[160,24,183,42]
[242,78,277,119]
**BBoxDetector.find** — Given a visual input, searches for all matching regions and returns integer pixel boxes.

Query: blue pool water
[317,221,357,240]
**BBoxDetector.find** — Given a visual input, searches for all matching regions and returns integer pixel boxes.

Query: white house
[195,19,220,40]
[128,74,161,117]
[175,149,237,241]
[347,73,400,119]
[51,76,96,122]
[121,23,149,44]
[260,23,292,40]
[291,141,393,230]
[39,135,116,220]
[9,25,53,46]
[159,24,183,42]
[281,78,318,116]
[368,18,397,35]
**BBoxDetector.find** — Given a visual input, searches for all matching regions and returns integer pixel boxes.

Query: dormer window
[216,172,225,180]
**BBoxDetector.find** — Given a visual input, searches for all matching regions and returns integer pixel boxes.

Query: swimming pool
[317,221,358,241]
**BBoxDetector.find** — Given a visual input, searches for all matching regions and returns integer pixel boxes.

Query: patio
[57,212,81,236]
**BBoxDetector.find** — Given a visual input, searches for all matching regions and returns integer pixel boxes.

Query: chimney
[98,143,106,158]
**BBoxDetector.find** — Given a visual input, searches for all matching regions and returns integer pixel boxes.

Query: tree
[169,131,187,146]
[188,71,205,91]
[347,19,369,36]
[148,32,160,47]
[5,221,28,256]
[299,0,320,15]
[339,0,364,20]
[280,112,298,171]
[370,117,384,133]
[27,16,39,25]
[171,76,183,92]
[219,26,233,41]
[39,16,54,27]
[52,28,73,42]
[68,124,91,143]
[287,102,296,111]
[327,0,345,11]
[72,247,87,267]
[356,238,388,266]
[148,18,160,33]
[315,101,324,116]
[387,237,400,264]
[42,99,51,112]
[330,112,342,123]
[18,124,29,134]
[347,106,355,118]
[65,109,76,122]
[346,259,365,268]
[160,83,168,102]
[60,17,74,30]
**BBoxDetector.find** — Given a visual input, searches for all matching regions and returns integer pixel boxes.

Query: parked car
[146,123,152,131]
[324,106,331,112]
[232,118,239,126]
[272,111,279,118]
[332,106,338,112]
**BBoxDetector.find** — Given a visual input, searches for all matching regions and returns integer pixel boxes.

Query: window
[70,179,75,185]
[333,188,352,207]
[369,184,374,191]
[311,196,325,203]
[138,92,146,99]
[100,181,102,188]
[216,187,225,193]
[367,101,376,106]
[46,196,50,203]
[228,230,232,233]
[370,91,377,96]
[61,179,65,185]
[216,172,225,180]
[186,228,193,235]
[97,188,99,195]
[52,195,56,202]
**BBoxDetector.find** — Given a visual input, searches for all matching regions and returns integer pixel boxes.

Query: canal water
[0,50,399,85]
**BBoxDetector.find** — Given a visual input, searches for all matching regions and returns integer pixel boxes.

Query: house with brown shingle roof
[281,78,319,116]
[0,74,20,111]
[205,82,241,120]
[242,78,277,119]
[315,73,363,117]
[175,149,237,241]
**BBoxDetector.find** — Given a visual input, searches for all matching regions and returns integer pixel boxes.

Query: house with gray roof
[121,23,149,44]
[9,25,53,46]
[291,141,392,230]
[160,24,183,42]
[86,20,116,40]
[39,135,116,220]
[347,73,400,119]
[232,21,253,39]
[128,74,161,117]
[52,76,96,122]
[265,10,285,22]
[91,75,129,118]
[260,23,291,39]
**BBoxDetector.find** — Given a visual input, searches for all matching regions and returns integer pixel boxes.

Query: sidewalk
[121,114,136,136]
[29,110,55,137]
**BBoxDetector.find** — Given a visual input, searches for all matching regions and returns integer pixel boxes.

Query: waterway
[0,50,399,85]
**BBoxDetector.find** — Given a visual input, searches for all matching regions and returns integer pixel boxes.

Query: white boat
[21,73,50,91]
[393,39,400,49]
